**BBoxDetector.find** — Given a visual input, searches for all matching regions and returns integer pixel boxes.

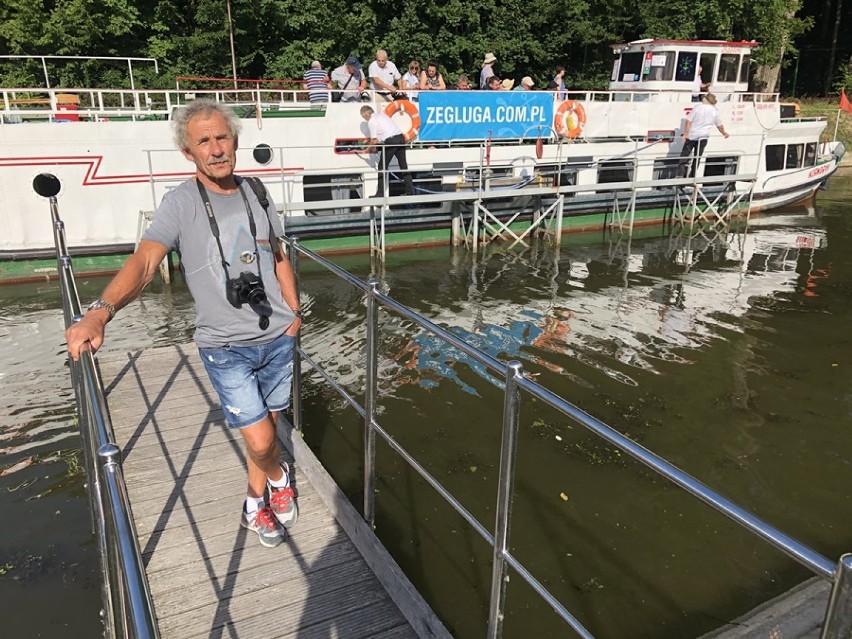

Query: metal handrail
[286,236,852,638]
[36,174,159,638]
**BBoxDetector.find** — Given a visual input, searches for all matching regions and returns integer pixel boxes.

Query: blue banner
[417,91,554,141]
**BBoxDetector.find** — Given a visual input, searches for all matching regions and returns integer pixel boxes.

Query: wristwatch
[87,298,117,321]
[293,309,303,319]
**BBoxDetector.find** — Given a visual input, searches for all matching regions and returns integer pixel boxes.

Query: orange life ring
[554,100,586,139]
[385,99,421,142]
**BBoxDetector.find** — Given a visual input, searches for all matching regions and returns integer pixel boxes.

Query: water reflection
[364,213,829,400]
[0,193,848,638]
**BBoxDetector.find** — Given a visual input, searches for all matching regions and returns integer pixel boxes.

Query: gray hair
[360,105,375,117]
[172,99,241,151]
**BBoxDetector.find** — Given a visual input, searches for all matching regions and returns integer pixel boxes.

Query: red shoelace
[254,505,278,529]
[269,486,295,511]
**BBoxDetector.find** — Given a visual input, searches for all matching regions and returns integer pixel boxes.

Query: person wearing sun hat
[513,76,534,91]
[501,78,515,90]
[480,52,497,89]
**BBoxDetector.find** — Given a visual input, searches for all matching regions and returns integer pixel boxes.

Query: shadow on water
[2,175,852,636]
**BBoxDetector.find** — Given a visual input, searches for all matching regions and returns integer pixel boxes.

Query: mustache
[207,154,231,165]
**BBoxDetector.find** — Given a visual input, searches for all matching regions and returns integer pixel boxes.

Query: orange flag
[840,88,852,114]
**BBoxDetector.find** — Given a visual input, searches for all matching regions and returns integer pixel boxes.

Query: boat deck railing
[284,236,852,638]
[139,137,768,215]
[35,174,159,638]
[1,85,784,123]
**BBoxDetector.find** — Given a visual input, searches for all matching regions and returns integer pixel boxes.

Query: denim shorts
[198,333,295,429]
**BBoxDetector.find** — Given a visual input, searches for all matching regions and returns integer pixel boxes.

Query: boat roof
[611,39,759,50]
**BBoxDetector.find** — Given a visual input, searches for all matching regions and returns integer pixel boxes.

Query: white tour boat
[0,39,844,282]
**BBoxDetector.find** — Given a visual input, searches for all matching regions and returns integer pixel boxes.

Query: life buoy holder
[385,99,421,142]
[554,100,586,139]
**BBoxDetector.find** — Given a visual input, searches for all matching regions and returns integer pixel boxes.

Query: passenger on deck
[302,60,331,103]
[360,105,415,197]
[331,56,367,102]
[453,74,472,90]
[678,93,729,178]
[480,52,497,89]
[513,76,535,90]
[486,76,502,90]
[692,65,710,102]
[400,60,421,98]
[419,61,447,91]
[553,65,566,98]
[65,100,301,548]
[501,78,515,90]
[368,49,401,102]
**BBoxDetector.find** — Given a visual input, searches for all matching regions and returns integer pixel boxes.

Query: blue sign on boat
[418,92,554,141]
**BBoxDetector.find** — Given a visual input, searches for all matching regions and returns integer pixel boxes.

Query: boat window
[253,143,273,165]
[611,58,619,82]
[618,52,644,82]
[334,138,369,154]
[675,52,698,82]
[597,160,634,186]
[643,52,675,81]
[765,144,785,171]
[704,155,739,177]
[699,53,717,84]
[652,158,680,188]
[538,159,589,196]
[786,144,804,169]
[805,143,818,167]
[717,55,740,83]
[739,55,751,83]
[303,173,362,215]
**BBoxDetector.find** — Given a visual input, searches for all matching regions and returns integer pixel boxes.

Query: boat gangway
[137,139,762,278]
[38,170,852,638]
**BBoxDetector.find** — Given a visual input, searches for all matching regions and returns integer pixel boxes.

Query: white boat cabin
[609,39,756,96]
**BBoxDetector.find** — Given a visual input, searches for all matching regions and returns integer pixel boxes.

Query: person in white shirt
[368,49,401,102]
[400,60,421,99]
[360,105,415,197]
[678,93,729,179]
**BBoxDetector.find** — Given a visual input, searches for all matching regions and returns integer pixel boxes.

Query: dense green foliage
[0,0,848,94]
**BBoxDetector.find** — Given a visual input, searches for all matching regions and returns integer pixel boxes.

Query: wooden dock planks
[99,344,444,639]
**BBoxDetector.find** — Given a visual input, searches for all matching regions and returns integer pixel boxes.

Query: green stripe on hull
[0,202,748,284]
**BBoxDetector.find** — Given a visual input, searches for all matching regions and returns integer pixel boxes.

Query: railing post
[487,360,523,639]
[821,553,852,638]
[98,443,160,639]
[289,237,303,432]
[363,278,380,527]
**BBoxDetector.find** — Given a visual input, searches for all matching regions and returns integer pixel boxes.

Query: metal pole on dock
[289,238,303,432]
[363,278,380,527]
[487,361,523,639]
[821,553,852,638]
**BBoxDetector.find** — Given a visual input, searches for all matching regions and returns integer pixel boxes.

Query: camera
[225,271,267,308]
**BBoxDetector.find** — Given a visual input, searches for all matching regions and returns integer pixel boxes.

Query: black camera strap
[195,178,263,283]
[195,179,271,329]
[244,177,279,249]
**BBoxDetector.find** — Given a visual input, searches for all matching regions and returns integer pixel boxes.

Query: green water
[1,175,850,637]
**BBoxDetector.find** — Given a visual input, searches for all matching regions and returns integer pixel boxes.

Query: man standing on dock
[65,100,300,548]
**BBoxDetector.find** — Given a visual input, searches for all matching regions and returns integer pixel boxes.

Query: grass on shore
[793,98,852,152]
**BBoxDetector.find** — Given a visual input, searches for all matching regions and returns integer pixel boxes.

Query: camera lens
[246,287,267,306]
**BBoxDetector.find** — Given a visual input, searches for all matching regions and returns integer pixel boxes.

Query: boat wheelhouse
[610,39,756,96]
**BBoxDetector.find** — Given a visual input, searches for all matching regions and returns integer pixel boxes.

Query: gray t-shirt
[142,177,294,348]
